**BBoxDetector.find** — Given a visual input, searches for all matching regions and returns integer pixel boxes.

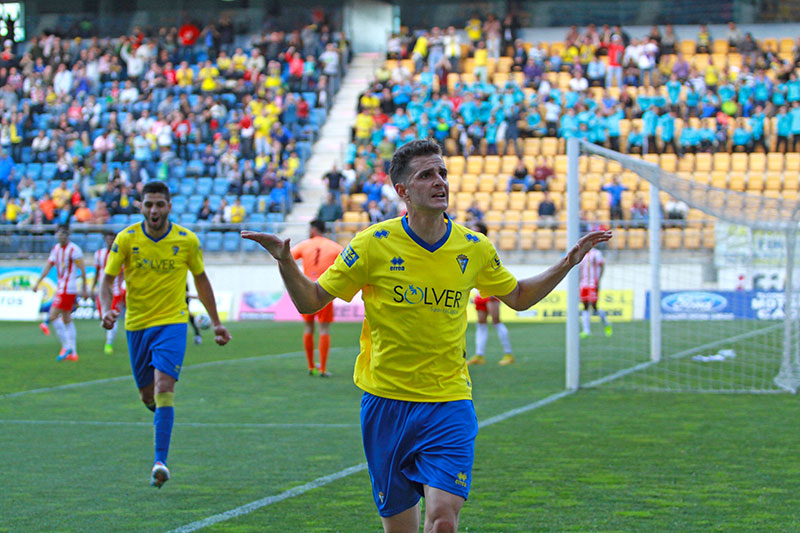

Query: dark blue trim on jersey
[401,214,452,253]
[141,221,173,243]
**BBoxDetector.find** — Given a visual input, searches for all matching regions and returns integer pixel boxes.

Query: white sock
[53,317,68,348]
[65,321,77,352]
[597,309,610,326]
[475,323,488,356]
[494,323,512,354]
[582,310,591,334]
[106,322,117,344]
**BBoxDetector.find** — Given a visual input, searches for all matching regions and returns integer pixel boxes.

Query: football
[194,314,212,330]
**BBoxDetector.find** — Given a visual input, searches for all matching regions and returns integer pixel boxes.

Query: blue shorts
[360,392,478,518]
[126,323,188,389]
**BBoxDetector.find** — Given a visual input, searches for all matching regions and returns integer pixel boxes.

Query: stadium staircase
[283,52,383,243]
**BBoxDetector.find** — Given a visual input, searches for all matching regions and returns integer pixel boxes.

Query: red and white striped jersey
[94,247,125,296]
[48,242,84,295]
[579,248,604,289]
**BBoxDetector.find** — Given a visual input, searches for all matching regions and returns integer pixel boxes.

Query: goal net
[565,139,800,394]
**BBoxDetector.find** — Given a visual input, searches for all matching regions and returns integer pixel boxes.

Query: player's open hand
[240,231,291,261]
[101,309,120,330]
[213,324,232,346]
[566,230,613,267]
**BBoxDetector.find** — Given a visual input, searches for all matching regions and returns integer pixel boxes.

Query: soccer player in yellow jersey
[100,181,231,488]
[242,139,611,532]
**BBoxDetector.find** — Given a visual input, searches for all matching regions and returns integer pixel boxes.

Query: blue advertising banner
[645,290,786,320]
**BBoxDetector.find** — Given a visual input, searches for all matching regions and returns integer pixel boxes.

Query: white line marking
[0,347,355,401]
[0,419,358,429]
[168,388,579,533]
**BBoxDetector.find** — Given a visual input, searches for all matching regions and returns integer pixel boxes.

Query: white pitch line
[167,387,579,533]
[0,347,355,401]
[0,419,358,429]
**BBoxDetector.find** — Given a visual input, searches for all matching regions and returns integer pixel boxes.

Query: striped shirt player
[92,232,126,354]
[291,220,344,376]
[579,247,612,338]
[33,225,88,361]
[241,139,613,531]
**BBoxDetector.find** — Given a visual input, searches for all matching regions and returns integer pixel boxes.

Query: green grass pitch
[1,320,799,532]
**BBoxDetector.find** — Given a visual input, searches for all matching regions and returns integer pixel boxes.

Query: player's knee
[425,516,458,533]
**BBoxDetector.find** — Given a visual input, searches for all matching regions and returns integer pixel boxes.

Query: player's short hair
[472,221,488,236]
[142,181,171,200]
[389,138,442,186]
[310,219,326,233]
[103,229,116,238]
[56,224,70,233]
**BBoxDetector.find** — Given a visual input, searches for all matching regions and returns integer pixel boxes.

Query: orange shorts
[474,295,499,312]
[53,293,77,312]
[580,286,598,304]
[302,301,334,323]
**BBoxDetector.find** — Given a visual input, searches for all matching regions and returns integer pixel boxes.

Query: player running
[33,225,88,361]
[579,246,612,338]
[91,231,126,355]
[291,220,344,377]
[100,181,231,488]
[467,221,514,366]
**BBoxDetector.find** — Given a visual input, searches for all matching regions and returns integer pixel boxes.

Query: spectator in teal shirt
[776,105,792,153]
[485,116,499,155]
[788,73,800,103]
[749,106,767,153]
[606,106,624,152]
[642,108,658,151]
[732,119,752,152]
[680,126,700,153]
[658,110,678,155]
[559,108,579,138]
[773,82,787,107]
[627,125,644,154]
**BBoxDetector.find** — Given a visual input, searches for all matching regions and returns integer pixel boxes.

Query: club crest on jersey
[390,257,405,271]
[374,229,389,239]
[341,245,359,267]
[172,246,179,255]
[465,233,479,243]
[111,243,119,253]
[491,254,502,270]
[132,246,140,254]
[456,254,469,273]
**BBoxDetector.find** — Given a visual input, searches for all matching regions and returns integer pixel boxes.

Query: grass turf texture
[1,320,798,532]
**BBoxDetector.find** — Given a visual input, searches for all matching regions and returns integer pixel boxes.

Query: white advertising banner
[0,290,43,321]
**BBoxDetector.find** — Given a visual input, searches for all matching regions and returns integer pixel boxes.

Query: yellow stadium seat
[348,193,367,211]
[478,175,496,192]
[786,154,800,172]
[712,152,730,172]
[541,137,559,156]
[447,156,465,175]
[780,38,794,54]
[679,40,696,55]
[520,229,535,249]
[784,174,799,192]
[491,192,509,211]
[509,191,527,211]
[484,155,501,174]
[731,153,748,172]
[684,228,701,249]
[448,174,462,192]
[466,156,484,174]
[521,210,539,229]
[687,208,705,228]
[554,154,568,175]
[749,153,766,173]
[498,230,517,250]
[610,228,626,250]
[460,174,478,193]
[496,175,510,191]
[664,228,683,249]
[695,153,712,172]
[535,228,553,250]
[710,171,728,189]
[693,172,711,186]
[503,210,522,228]
[678,153,696,172]
[554,229,567,251]
[627,229,647,249]
[584,174,603,192]
[702,227,716,248]
[589,157,606,173]
[501,156,518,174]
[783,190,797,200]
[765,173,782,191]
[549,178,566,193]
[580,192,599,211]
[455,192,473,211]
[527,191,544,210]
[712,39,729,54]
[747,173,764,192]
[474,191,491,211]
[660,153,677,173]
[485,210,504,231]
[524,138,541,156]
[728,172,746,191]
[767,153,784,172]
[492,72,509,87]
[643,153,659,166]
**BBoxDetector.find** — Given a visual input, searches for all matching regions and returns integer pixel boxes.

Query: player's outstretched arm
[498,230,612,311]
[33,262,53,292]
[99,273,119,330]
[240,230,335,314]
[193,271,232,346]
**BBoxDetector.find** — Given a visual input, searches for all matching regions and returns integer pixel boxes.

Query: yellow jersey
[105,222,205,331]
[318,215,517,402]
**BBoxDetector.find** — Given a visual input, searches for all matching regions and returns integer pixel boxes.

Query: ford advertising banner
[646,290,786,320]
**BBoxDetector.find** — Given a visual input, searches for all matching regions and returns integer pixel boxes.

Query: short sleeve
[72,245,83,260]
[47,246,56,265]
[475,240,518,298]
[317,231,369,302]
[187,232,205,276]
[105,234,126,277]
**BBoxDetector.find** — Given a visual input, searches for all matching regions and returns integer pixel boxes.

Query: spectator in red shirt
[606,34,624,88]
[178,21,200,62]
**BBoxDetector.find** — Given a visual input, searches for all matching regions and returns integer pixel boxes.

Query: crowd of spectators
[0,16,348,230]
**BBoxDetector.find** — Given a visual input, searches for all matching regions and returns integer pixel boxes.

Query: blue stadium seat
[222,232,240,252]
[302,92,317,108]
[41,163,57,181]
[26,163,41,180]
[224,194,237,206]
[171,196,188,214]
[295,142,312,161]
[243,237,259,252]
[86,233,104,253]
[212,178,229,196]
[33,180,47,197]
[179,179,195,196]
[208,195,222,211]
[187,194,204,214]
[171,162,187,179]
[248,212,267,231]
[186,159,204,176]
[204,231,223,252]
[167,177,180,196]
[196,177,213,196]
[110,214,129,225]
[13,163,25,177]
[70,232,87,249]
[240,195,257,213]
[20,146,32,163]
[179,213,198,225]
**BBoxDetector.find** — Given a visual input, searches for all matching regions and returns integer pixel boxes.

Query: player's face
[57,229,69,246]
[399,154,449,214]
[141,193,171,233]
[104,234,115,248]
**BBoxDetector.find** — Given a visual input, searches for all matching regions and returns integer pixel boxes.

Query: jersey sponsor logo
[491,254,502,271]
[392,284,464,309]
[127,229,135,234]
[341,245,359,267]
[455,472,468,488]
[134,257,177,272]
[373,229,389,239]
[172,245,179,255]
[465,233,479,243]
[132,246,140,255]
[389,257,405,271]
[111,243,119,253]
[456,254,468,273]
[178,231,187,236]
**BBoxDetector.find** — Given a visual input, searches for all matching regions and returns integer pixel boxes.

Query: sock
[319,333,330,373]
[494,323,512,354]
[582,310,591,334]
[189,314,200,336]
[106,322,117,344]
[153,392,175,466]
[475,323,488,356]
[303,333,315,370]
[597,309,610,325]
[53,318,67,349]
[66,322,77,351]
